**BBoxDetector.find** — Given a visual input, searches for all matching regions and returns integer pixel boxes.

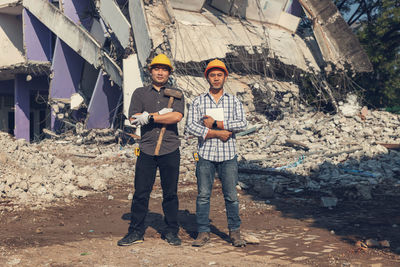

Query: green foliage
[336,0,400,108]
[385,106,400,114]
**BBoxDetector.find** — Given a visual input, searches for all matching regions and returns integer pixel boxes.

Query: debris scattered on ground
[0,107,399,210]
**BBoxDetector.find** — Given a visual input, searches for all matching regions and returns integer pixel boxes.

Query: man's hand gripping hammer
[154,88,183,155]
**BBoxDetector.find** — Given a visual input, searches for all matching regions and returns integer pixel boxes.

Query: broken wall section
[299,0,372,73]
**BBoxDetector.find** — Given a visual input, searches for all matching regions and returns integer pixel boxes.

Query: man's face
[151,64,170,85]
[207,69,227,90]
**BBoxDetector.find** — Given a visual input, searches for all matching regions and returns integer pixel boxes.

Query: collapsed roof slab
[147,5,320,73]
[23,0,123,87]
[298,0,372,73]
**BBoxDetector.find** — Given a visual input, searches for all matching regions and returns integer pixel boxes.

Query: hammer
[154,88,183,155]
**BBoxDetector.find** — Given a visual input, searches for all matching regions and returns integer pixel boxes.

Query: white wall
[0,13,25,67]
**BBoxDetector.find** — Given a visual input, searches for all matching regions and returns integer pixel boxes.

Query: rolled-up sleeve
[171,89,185,117]
[128,89,143,117]
[223,97,247,132]
[185,99,209,140]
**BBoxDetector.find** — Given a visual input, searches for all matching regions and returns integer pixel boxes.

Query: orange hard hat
[149,54,173,71]
[204,59,228,77]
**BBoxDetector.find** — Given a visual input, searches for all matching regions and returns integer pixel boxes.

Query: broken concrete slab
[129,0,152,68]
[169,0,206,12]
[148,5,320,72]
[298,0,372,72]
[278,11,301,33]
[23,0,123,86]
[70,93,84,110]
[97,0,132,49]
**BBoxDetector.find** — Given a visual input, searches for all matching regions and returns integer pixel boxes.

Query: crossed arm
[186,99,247,141]
[131,111,183,124]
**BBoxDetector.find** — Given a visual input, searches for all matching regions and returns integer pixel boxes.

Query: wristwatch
[148,114,154,123]
[212,120,218,129]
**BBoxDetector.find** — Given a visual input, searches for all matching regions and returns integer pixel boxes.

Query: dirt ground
[1,178,400,267]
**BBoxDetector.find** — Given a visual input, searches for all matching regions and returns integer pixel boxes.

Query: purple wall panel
[50,0,92,131]
[86,71,121,129]
[64,0,93,29]
[23,9,52,61]
[286,0,303,17]
[50,38,84,99]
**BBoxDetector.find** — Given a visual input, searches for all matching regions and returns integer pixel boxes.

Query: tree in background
[334,0,400,107]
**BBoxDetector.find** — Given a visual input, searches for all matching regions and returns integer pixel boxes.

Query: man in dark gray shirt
[118,54,185,246]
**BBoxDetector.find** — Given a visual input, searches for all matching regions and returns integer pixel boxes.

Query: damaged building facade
[0,0,371,141]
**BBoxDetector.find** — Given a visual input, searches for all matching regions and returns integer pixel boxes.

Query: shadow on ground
[238,150,400,255]
[121,210,230,242]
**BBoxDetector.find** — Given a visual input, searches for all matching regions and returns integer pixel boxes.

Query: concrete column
[86,71,121,129]
[14,75,30,141]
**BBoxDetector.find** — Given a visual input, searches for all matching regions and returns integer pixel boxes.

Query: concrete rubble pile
[0,131,135,210]
[234,107,400,202]
[1,102,399,209]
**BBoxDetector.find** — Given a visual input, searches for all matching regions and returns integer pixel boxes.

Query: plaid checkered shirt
[185,91,247,162]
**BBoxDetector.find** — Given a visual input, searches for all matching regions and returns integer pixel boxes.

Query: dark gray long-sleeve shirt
[129,85,185,156]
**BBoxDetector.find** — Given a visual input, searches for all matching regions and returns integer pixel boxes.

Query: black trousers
[129,149,180,235]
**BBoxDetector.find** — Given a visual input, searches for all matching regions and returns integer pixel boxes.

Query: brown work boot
[229,229,246,247]
[192,232,210,247]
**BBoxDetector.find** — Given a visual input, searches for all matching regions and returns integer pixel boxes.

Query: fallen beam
[129,0,152,68]
[97,0,132,49]
[298,0,372,72]
[23,0,123,86]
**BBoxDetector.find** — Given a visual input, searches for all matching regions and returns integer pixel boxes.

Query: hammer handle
[154,96,174,155]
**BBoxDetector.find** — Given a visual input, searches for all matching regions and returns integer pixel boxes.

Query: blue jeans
[195,155,241,233]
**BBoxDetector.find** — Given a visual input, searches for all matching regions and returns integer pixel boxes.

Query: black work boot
[163,232,182,246]
[192,232,210,247]
[117,231,144,246]
[229,229,246,247]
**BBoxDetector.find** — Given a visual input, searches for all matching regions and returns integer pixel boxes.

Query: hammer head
[164,88,183,99]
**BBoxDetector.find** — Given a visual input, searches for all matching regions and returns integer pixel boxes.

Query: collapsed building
[0,0,372,142]
[1,1,400,210]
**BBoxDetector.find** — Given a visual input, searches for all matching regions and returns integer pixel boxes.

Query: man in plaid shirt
[186,59,247,247]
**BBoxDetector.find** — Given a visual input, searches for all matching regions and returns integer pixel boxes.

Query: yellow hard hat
[204,59,228,77]
[149,54,173,71]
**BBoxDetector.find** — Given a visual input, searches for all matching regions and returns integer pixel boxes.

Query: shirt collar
[147,84,166,92]
[205,90,228,100]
